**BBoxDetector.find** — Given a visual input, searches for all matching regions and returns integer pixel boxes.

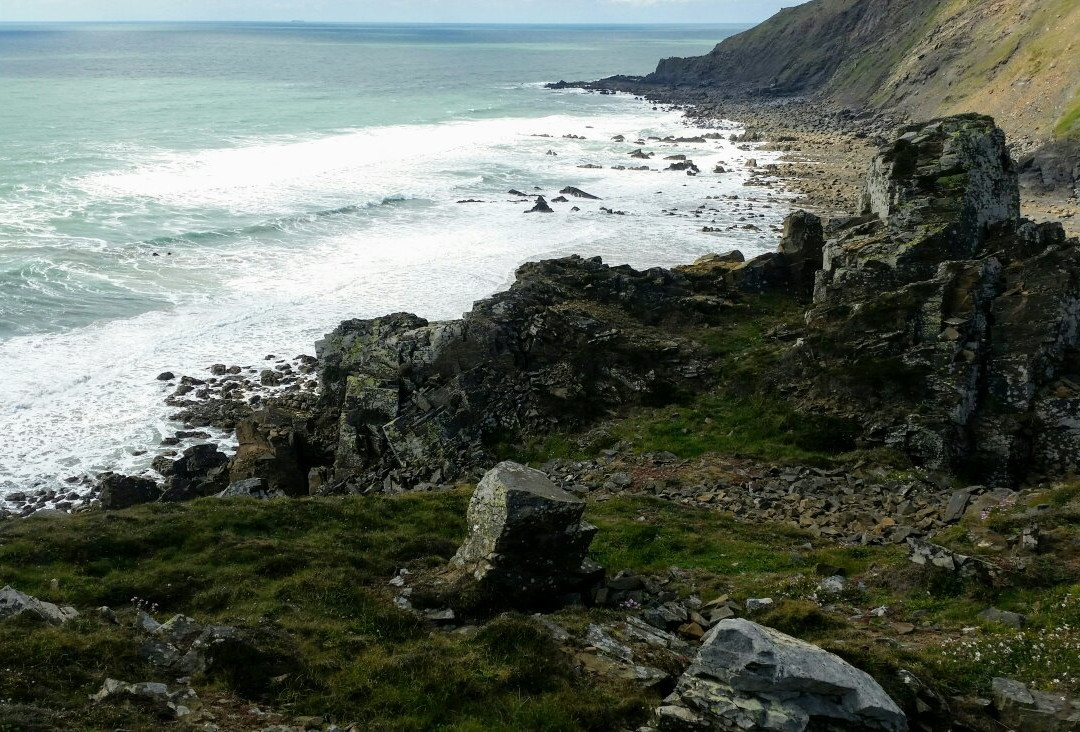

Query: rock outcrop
[801,115,1080,485]
[153,444,230,502]
[91,679,199,719]
[313,258,730,491]
[654,619,906,731]
[97,473,162,510]
[446,461,600,607]
[0,586,78,625]
[992,677,1080,731]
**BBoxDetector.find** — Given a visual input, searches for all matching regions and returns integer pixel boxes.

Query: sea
[0,22,792,502]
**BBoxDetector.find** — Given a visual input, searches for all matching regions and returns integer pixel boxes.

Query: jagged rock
[448,461,599,606]
[154,444,230,502]
[992,677,1080,731]
[229,407,311,497]
[906,538,999,581]
[91,679,198,719]
[97,472,162,510]
[315,256,729,488]
[0,586,78,625]
[526,196,554,213]
[778,209,825,294]
[218,477,285,500]
[560,186,601,200]
[656,619,906,731]
[801,115,1080,486]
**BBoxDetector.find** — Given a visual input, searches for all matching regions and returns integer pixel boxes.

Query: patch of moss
[1054,93,1080,139]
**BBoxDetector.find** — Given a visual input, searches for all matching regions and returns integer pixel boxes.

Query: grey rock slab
[658,619,906,731]
[0,586,78,625]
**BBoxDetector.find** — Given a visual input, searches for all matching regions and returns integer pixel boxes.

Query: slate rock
[656,619,906,731]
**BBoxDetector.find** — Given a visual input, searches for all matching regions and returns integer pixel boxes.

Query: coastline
[6,86,1078,518]
[1,97,795,517]
[6,88,1080,732]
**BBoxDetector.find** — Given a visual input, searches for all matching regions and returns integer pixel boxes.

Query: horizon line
[0,19,754,26]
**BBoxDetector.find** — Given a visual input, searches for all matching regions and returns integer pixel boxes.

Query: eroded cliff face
[643,0,1080,148]
[803,115,1080,485]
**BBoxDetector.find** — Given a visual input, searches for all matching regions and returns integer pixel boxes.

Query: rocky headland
[7,1,1080,721]
[3,103,1080,731]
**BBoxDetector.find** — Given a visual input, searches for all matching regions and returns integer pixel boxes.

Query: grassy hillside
[649,0,1080,144]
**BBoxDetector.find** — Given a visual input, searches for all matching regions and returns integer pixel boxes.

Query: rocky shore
[4,101,1080,731]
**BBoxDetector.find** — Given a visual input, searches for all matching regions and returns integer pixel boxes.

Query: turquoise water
[0,23,791,497]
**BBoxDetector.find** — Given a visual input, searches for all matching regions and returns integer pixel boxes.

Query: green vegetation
[1054,93,1080,139]
[4,480,1080,729]
[0,494,649,731]
[498,292,860,467]
[607,393,858,463]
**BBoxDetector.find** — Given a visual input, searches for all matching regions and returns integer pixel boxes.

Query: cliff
[644,0,1080,147]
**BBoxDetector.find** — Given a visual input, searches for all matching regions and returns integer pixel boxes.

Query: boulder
[448,461,599,606]
[91,679,198,719]
[992,677,1080,731]
[778,209,825,294]
[218,477,286,500]
[526,196,554,213]
[97,472,162,510]
[559,186,601,200]
[0,586,78,625]
[656,619,906,731]
[229,407,311,497]
[154,444,230,502]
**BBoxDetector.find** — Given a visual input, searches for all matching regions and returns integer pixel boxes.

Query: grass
[0,493,650,731]
[1055,92,1080,139]
[4,483,1080,729]
[607,393,858,464]
[501,293,859,467]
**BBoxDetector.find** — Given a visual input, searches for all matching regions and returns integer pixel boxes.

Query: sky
[0,1,807,24]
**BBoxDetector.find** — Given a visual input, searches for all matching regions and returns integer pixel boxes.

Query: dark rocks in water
[456,199,484,204]
[447,461,600,608]
[629,149,653,159]
[600,207,627,215]
[156,372,175,381]
[559,186,601,200]
[666,160,700,173]
[98,472,162,510]
[508,189,530,197]
[551,196,569,203]
[526,196,554,213]
[655,619,906,731]
[577,164,603,169]
[153,444,229,503]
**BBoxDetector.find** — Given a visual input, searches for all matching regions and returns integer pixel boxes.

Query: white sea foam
[0,102,791,505]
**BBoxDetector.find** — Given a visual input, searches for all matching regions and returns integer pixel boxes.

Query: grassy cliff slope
[648,0,1080,144]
